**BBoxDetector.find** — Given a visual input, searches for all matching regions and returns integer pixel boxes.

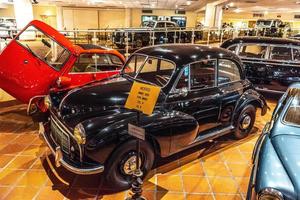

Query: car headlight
[74,123,86,145]
[44,95,52,109]
[258,188,284,200]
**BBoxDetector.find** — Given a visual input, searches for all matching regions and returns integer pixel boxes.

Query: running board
[193,125,235,145]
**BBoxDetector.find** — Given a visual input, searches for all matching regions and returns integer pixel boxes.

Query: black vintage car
[113,20,191,49]
[221,37,300,93]
[40,44,267,189]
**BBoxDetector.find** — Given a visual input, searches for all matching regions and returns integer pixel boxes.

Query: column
[125,8,132,28]
[204,3,223,28]
[56,6,63,30]
[13,0,33,29]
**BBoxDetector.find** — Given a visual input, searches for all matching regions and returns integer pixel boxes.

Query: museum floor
[0,98,277,200]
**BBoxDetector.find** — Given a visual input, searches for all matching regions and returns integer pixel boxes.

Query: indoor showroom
[0,0,300,199]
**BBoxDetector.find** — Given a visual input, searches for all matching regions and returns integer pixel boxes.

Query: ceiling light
[186,1,191,5]
[175,4,178,8]
[234,8,242,13]
[264,10,269,15]
[228,2,234,7]
[296,1,300,4]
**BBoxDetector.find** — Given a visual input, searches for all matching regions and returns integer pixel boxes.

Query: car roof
[134,44,241,67]
[221,36,300,47]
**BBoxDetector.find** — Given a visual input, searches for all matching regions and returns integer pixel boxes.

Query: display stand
[127,112,145,200]
[124,81,161,200]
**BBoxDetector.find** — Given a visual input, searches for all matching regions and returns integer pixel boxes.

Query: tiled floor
[0,99,277,200]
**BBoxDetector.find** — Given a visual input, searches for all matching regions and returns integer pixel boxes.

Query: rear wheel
[105,140,154,190]
[234,104,256,139]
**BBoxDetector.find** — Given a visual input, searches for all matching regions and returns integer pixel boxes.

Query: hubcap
[241,115,251,130]
[122,155,141,175]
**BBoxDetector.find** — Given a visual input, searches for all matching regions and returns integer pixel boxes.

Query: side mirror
[56,76,71,88]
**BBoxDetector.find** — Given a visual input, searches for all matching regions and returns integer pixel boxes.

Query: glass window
[270,46,292,61]
[166,22,176,28]
[293,48,300,61]
[190,60,216,90]
[123,55,175,87]
[239,44,267,59]
[16,26,70,71]
[110,54,123,65]
[218,59,241,84]
[123,55,147,77]
[176,67,189,89]
[227,45,237,53]
[71,53,121,73]
[284,93,300,126]
[136,57,175,87]
[156,22,165,28]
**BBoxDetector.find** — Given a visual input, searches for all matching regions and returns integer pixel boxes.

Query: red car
[0,20,125,112]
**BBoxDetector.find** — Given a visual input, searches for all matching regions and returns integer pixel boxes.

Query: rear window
[16,25,70,71]
[283,93,300,126]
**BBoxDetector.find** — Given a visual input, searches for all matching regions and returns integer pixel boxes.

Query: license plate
[51,121,70,154]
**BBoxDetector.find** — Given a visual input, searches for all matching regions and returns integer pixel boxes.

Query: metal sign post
[125,81,161,200]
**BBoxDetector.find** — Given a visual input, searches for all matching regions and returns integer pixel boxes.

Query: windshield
[284,92,300,126]
[122,54,175,87]
[256,20,272,27]
[16,25,70,71]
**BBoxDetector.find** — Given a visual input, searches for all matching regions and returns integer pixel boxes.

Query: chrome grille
[50,119,70,154]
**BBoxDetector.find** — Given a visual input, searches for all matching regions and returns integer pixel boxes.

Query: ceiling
[3,0,300,13]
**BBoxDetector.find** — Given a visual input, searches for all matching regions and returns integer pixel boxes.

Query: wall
[223,12,300,29]
[0,5,14,18]
[32,5,57,28]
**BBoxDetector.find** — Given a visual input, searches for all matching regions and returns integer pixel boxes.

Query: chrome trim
[59,87,81,111]
[27,95,46,115]
[258,188,284,200]
[50,111,83,162]
[255,87,285,94]
[50,119,71,154]
[243,59,300,67]
[40,123,104,175]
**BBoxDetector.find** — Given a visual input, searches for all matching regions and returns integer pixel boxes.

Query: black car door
[217,58,245,127]
[166,60,222,153]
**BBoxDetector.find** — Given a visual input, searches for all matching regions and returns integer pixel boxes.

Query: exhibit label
[128,123,145,140]
[125,81,161,115]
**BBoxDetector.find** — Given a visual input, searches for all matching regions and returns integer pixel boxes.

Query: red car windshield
[16,25,70,71]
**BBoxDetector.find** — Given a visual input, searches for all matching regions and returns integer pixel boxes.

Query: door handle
[24,60,28,64]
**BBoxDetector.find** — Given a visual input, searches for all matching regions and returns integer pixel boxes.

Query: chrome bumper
[39,123,105,175]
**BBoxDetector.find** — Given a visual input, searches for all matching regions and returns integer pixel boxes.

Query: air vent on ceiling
[175,10,186,15]
[245,0,257,3]
[142,9,153,13]
[253,13,264,18]
[295,14,300,19]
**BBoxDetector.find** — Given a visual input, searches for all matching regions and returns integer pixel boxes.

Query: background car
[40,44,267,190]
[0,17,17,39]
[221,37,300,93]
[0,20,125,114]
[113,20,191,48]
[248,83,300,200]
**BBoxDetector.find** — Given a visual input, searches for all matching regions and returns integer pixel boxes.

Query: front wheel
[234,104,256,139]
[104,140,154,190]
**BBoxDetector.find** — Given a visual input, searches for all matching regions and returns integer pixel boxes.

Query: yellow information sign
[125,81,161,115]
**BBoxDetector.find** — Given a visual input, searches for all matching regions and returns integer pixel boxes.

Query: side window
[156,22,165,28]
[218,59,241,85]
[270,46,292,61]
[16,26,70,71]
[190,60,216,90]
[227,45,237,53]
[293,48,300,61]
[166,22,175,28]
[239,44,267,59]
[176,67,189,89]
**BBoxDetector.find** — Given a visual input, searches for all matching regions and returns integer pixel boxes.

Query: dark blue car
[247,83,300,200]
